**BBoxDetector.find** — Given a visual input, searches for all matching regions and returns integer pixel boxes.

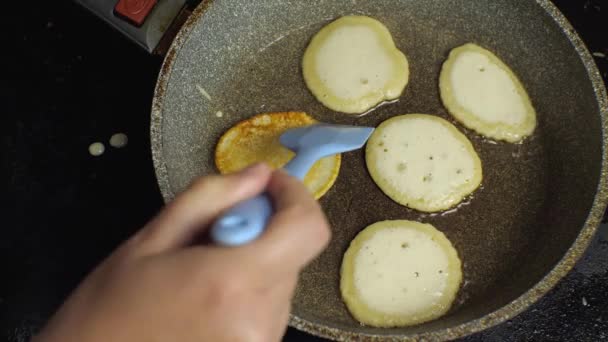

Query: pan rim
[150,0,608,340]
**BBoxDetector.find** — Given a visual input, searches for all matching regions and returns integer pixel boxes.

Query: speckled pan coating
[151,0,608,340]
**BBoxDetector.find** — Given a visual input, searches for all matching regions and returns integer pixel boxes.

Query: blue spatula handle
[210,151,319,246]
[209,193,273,246]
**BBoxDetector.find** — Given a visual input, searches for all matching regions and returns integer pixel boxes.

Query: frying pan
[150,0,608,340]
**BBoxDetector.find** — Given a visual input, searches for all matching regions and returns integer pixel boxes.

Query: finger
[250,170,331,271]
[134,163,273,254]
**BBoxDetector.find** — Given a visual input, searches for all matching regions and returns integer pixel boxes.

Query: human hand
[34,164,331,342]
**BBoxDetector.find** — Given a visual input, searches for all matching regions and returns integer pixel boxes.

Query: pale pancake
[366,114,482,212]
[341,220,462,327]
[215,112,340,199]
[302,15,409,114]
[439,43,537,143]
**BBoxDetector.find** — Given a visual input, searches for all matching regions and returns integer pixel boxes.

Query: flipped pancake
[215,112,341,199]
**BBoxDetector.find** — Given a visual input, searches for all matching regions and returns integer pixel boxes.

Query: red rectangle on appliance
[115,0,158,27]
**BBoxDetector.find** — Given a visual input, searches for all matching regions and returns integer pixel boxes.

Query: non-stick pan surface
[151,0,608,340]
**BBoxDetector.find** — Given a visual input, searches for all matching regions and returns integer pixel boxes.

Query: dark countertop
[1,1,607,341]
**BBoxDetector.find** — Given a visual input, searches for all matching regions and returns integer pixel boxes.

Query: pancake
[302,15,409,114]
[366,114,482,212]
[439,43,537,142]
[215,112,340,199]
[340,220,463,327]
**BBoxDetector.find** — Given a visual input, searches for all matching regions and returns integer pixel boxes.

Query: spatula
[210,123,375,246]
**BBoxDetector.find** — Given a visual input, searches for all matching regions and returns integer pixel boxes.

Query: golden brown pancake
[215,112,341,199]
